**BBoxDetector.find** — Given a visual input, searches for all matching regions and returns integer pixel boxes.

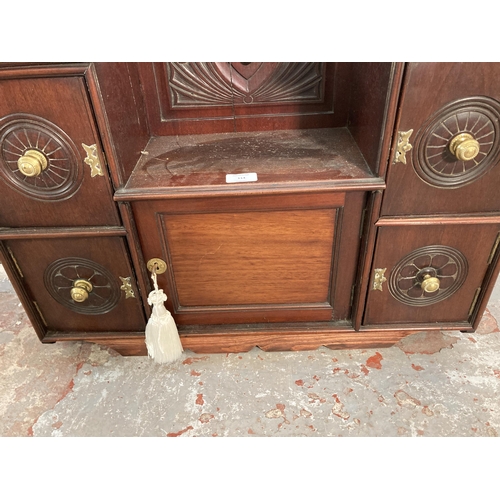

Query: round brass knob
[70,279,93,303]
[17,149,48,177]
[449,133,480,162]
[421,274,440,293]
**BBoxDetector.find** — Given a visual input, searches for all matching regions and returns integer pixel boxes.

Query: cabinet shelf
[115,127,384,201]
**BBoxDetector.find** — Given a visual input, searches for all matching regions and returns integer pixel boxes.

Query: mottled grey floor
[1,264,500,437]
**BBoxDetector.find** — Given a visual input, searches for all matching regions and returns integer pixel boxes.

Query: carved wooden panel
[388,245,468,306]
[0,75,120,227]
[413,97,500,189]
[139,62,346,135]
[5,236,145,333]
[382,63,500,216]
[0,113,82,201]
[167,63,324,107]
[44,257,121,315]
[364,222,500,326]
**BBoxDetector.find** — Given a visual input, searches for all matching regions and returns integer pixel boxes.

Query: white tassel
[145,271,183,364]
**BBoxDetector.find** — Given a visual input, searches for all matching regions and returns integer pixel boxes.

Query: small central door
[132,191,366,326]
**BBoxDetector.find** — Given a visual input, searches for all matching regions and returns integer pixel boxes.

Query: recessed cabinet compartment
[1,236,145,335]
[0,74,120,227]
[131,190,366,326]
[364,222,500,327]
[382,63,500,217]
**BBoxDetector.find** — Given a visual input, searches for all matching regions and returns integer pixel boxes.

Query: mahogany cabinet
[1,62,499,355]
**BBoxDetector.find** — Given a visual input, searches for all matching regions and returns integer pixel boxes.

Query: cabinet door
[364,222,500,327]
[0,75,120,227]
[132,192,365,326]
[3,236,145,334]
[382,63,500,216]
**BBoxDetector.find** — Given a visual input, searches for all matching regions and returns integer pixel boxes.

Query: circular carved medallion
[413,97,500,188]
[388,245,468,307]
[0,113,83,201]
[44,257,120,315]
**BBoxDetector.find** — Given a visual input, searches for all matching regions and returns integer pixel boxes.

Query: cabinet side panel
[91,63,150,187]
[347,62,397,175]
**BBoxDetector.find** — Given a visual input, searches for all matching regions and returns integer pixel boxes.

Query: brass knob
[70,279,93,302]
[421,274,440,293]
[449,133,480,162]
[17,149,48,177]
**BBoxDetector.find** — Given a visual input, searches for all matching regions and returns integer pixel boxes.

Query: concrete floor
[1,263,500,437]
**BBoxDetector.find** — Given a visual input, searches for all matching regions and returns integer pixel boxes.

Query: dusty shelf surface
[116,128,383,198]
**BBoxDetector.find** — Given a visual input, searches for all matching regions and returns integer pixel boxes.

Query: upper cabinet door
[382,63,500,217]
[0,73,120,227]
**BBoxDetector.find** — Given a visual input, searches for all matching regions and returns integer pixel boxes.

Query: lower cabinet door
[363,222,500,327]
[132,191,366,325]
[3,236,145,335]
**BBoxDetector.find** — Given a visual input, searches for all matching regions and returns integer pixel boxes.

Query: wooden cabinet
[1,62,500,355]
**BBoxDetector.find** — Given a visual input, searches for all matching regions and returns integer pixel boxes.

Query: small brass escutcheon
[373,268,387,291]
[147,258,167,274]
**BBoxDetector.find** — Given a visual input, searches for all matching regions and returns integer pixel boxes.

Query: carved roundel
[388,245,468,307]
[413,97,500,188]
[0,113,83,201]
[44,257,120,315]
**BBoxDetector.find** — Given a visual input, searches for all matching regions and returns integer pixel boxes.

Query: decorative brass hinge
[394,129,413,164]
[372,268,387,291]
[119,276,135,299]
[33,301,48,327]
[82,143,104,177]
[468,287,481,318]
[7,246,23,277]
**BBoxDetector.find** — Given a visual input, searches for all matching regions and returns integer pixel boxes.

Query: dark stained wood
[0,241,47,340]
[43,326,426,356]
[89,63,150,188]
[0,226,126,239]
[382,62,500,216]
[131,190,364,325]
[5,236,146,333]
[352,190,384,330]
[139,63,347,136]
[364,222,500,326]
[3,62,500,356]
[348,63,405,176]
[0,74,120,227]
[115,127,383,201]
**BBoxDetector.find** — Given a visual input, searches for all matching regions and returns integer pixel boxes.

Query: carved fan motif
[44,257,120,315]
[167,63,325,107]
[388,245,468,307]
[413,97,500,188]
[0,114,82,201]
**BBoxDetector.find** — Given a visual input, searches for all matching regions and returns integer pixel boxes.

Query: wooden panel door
[382,63,500,216]
[0,74,120,227]
[132,191,366,325]
[3,236,145,334]
[364,222,500,327]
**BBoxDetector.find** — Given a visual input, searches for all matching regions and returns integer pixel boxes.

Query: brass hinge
[359,208,367,239]
[487,232,500,265]
[394,129,413,164]
[372,268,387,291]
[33,301,48,327]
[468,287,482,319]
[6,246,23,277]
